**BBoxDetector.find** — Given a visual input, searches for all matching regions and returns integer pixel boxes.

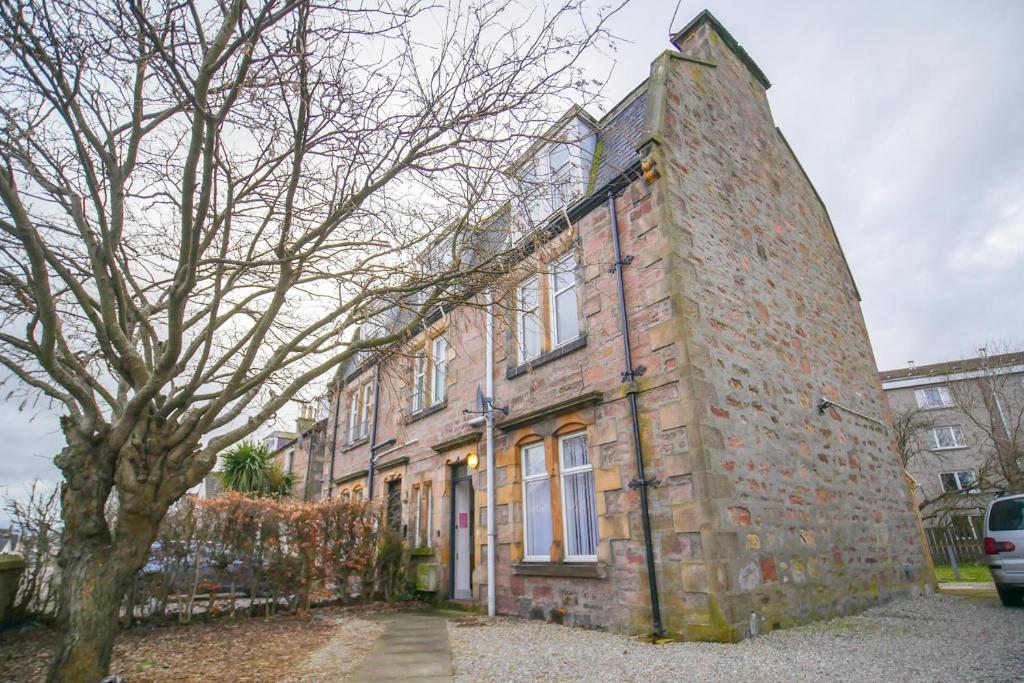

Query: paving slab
[348,613,452,682]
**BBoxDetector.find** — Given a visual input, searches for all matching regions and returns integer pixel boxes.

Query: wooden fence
[924,526,985,569]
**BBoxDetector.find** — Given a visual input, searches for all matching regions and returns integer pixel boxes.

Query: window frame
[359,382,373,439]
[517,276,542,363]
[347,390,360,442]
[520,441,552,562]
[411,349,426,413]
[412,485,422,547]
[915,386,953,410]
[930,424,966,450]
[939,469,978,493]
[424,481,433,548]
[430,335,447,405]
[558,431,598,562]
[549,252,580,349]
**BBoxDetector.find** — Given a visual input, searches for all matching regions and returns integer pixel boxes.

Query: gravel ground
[448,594,1024,683]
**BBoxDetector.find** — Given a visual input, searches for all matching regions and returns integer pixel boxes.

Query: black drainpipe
[366,363,382,499]
[608,190,665,639]
[326,385,342,498]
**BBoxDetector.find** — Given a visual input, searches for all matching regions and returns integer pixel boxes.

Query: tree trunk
[48,540,128,683]
[49,514,161,683]
[49,437,168,683]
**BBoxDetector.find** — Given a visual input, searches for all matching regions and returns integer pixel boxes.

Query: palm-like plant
[218,441,295,498]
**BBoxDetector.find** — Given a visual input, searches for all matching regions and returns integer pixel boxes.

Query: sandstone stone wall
[647,20,930,639]
[319,13,930,640]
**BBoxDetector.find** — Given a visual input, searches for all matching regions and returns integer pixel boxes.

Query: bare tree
[0,0,622,678]
[945,346,1024,493]
[3,480,62,620]
[892,406,935,470]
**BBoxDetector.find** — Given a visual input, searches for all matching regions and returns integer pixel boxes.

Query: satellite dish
[475,384,486,413]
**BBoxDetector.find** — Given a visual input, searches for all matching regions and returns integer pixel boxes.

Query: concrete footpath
[348,613,453,682]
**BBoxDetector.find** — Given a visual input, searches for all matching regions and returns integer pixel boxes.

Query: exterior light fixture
[466,452,479,469]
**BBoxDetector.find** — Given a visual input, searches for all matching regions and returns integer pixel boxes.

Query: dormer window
[522,115,596,226]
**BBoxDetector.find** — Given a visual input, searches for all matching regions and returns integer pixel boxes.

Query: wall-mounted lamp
[466,452,479,469]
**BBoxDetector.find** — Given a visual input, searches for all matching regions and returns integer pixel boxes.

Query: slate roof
[591,88,648,190]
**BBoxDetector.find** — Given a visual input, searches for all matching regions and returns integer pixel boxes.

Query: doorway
[449,463,474,600]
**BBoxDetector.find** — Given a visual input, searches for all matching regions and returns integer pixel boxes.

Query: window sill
[511,561,606,579]
[507,335,587,379]
[918,405,955,411]
[408,400,447,424]
[931,446,967,452]
[341,436,369,452]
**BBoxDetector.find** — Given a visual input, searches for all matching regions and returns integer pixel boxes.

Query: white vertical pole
[485,289,497,618]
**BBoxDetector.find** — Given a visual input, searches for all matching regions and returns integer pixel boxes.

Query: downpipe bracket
[629,477,662,489]
[608,254,635,273]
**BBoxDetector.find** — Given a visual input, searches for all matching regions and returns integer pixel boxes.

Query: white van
[984,492,1024,607]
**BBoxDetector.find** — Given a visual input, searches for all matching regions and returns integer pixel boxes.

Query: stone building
[271,405,329,501]
[319,10,930,640]
[880,351,1024,533]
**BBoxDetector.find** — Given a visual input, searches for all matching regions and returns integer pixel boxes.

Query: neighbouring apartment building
[880,351,1024,535]
[315,10,930,640]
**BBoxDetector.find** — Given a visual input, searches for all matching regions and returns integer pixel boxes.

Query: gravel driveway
[448,594,1024,682]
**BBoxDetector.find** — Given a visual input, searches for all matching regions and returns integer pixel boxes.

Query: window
[359,383,373,437]
[559,433,598,561]
[549,253,580,347]
[431,336,447,404]
[423,481,433,547]
[412,481,433,548]
[940,470,978,493]
[347,390,360,442]
[386,480,402,533]
[930,425,966,450]
[411,350,426,412]
[915,386,953,409]
[518,277,542,362]
[346,383,372,442]
[521,442,552,561]
[353,486,364,501]
[989,497,1024,531]
[516,252,580,364]
[412,486,422,547]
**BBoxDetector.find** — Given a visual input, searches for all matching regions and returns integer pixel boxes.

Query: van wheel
[995,583,1024,607]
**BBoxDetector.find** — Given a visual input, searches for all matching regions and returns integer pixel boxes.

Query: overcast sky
[2,0,1022,516]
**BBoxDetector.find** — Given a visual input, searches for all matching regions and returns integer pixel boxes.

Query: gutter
[607,190,665,639]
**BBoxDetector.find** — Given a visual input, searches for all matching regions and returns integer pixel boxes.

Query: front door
[450,464,473,600]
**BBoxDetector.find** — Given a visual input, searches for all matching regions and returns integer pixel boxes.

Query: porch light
[466,452,479,469]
